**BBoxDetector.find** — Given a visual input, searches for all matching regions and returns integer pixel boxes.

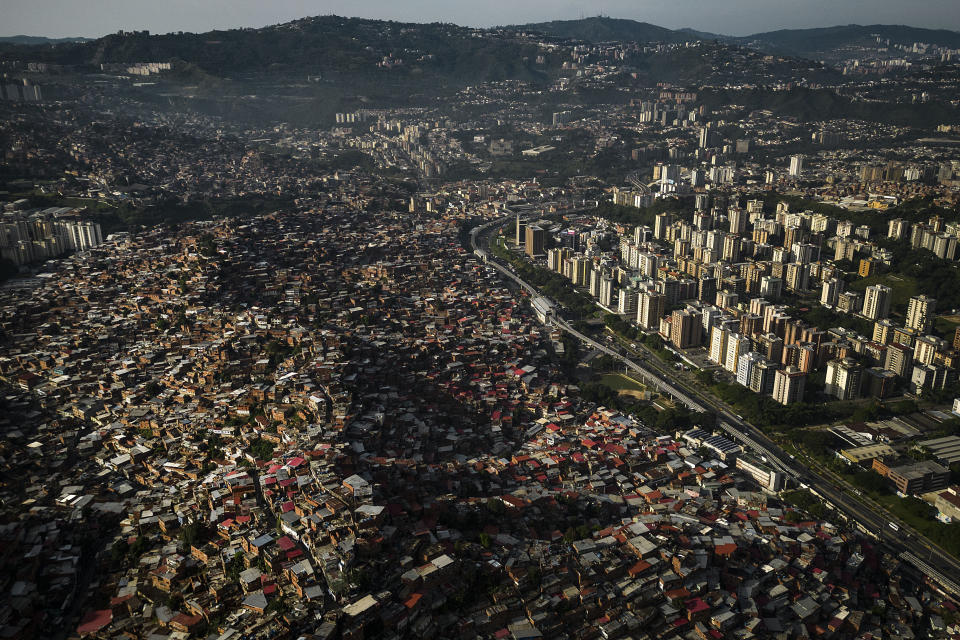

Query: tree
[197,233,218,257]
[179,522,203,547]
[226,551,245,583]
[129,536,150,557]
[111,539,129,564]
[249,437,275,461]
[851,471,889,494]
[485,498,505,515]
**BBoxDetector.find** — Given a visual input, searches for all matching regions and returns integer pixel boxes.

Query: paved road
[470,217,960,598]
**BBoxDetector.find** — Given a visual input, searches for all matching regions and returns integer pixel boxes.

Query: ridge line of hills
[3,16,960,59]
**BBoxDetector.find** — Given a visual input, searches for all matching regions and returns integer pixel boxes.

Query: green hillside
[516,17,685,43]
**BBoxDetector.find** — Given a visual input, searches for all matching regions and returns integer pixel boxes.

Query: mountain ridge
[510,18,960,57]
[511,17,687,43]
[2,16,958,83]
[0,34,93,45]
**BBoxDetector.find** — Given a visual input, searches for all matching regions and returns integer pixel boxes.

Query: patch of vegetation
[781,489,829,519]
[697,370,855,431]
[588,199,687,228]
[789,304,873,336]
[702,87,960,128]
[599,373,644,392]
[11,16,554,85]
[248,437,275,461]
[489,238,596,319]
[0,258,19,283]
[846,274,919,311]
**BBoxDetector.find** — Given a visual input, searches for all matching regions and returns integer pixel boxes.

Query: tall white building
[599,276,615,308]
[64,220,103,251]
[736,351,763,387]
[789,154,804,177]
[820,277,844,307]
[571,257,590,286]
[709,326,729,366]
[772,366,806,405]
[588,268,602,297]
[862,284,892,321]
[825,358,863,400]
[637,290,665,330]
[724,333,749,374]
[618,287,639,316]
[638,252,658,278]
[914,335,946,365]
[905,295,936,333]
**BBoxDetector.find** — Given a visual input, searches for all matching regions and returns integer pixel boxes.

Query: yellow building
[840,443,895,465]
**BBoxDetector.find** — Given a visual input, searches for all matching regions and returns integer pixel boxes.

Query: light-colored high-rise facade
[637,290,665,330]
[905,295,936,333]
[862,284,892,321]
[825,358,863,400]
[789,154,804,177]
[772,366,806,405]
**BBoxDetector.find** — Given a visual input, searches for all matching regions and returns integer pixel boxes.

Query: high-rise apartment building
[825,358,863,400]
[772,366,806,405]
[637,290,665,330]
[515,215,526,246]
[905,295,936,333]
[862,284,892,321]
[821,277,844,307]
[525,225,545,258]
[671,309,702,350]
[788,154,804,177]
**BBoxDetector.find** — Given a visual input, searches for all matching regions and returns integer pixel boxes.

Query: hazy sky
[4,0,960,39]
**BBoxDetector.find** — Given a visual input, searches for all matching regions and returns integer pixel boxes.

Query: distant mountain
[0,35,92,45]
[0,16,550,84]
[737,24,960,57]
[514,18,960,59]
[515,17,686,43]
[4,16,959,90]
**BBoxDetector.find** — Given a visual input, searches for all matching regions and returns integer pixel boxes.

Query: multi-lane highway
[469,216,960,598]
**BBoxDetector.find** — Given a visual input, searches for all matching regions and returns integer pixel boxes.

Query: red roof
[77,610,112,635]
[686,598,709,613]
[171,613,203,628]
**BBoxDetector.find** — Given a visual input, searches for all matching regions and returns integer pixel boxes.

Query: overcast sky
[4,0,960,39]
